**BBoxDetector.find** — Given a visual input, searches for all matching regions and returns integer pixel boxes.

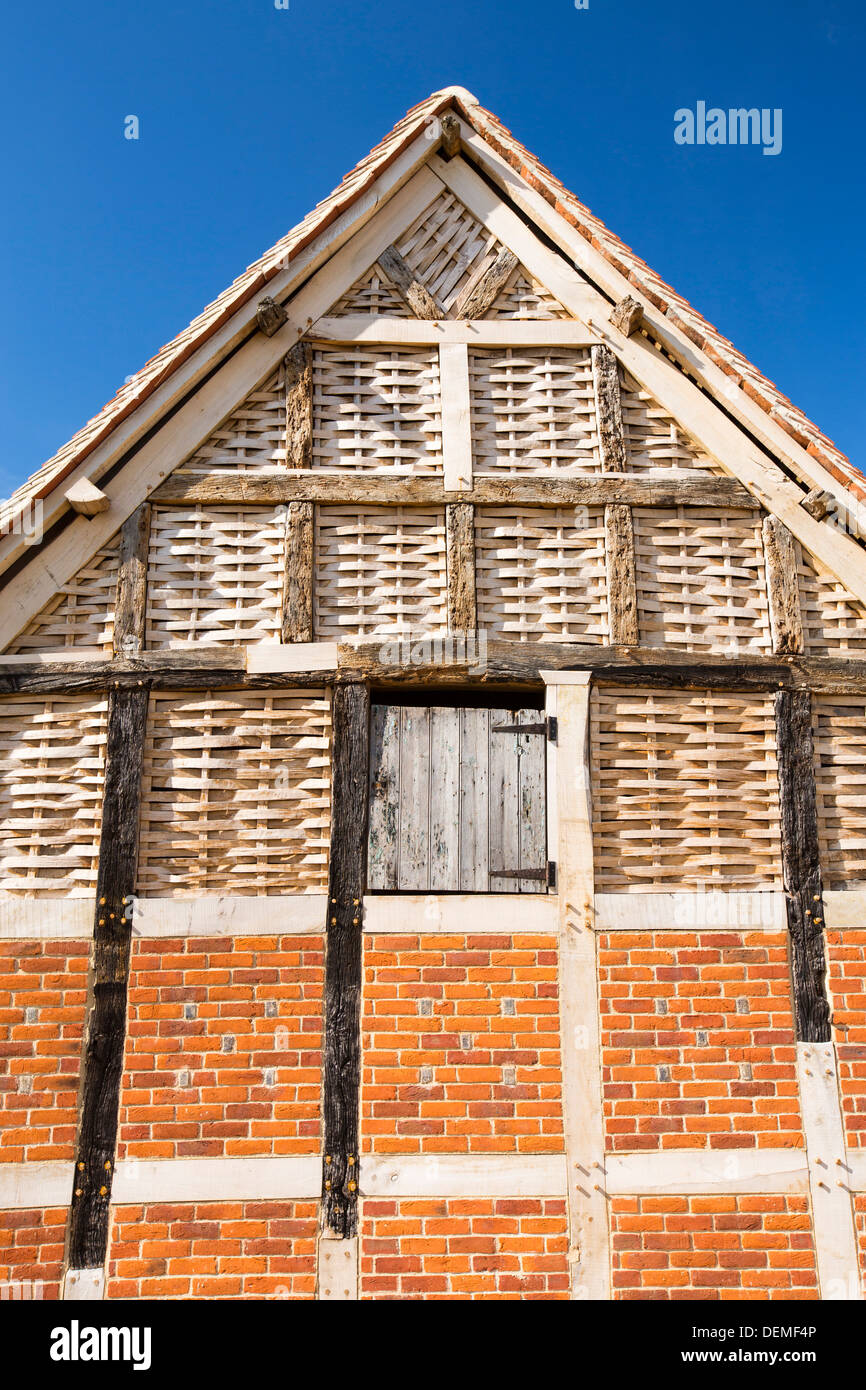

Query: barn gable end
[1,90,864,1305]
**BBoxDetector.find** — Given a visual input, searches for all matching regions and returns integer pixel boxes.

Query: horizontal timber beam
[151,471,755,509]
[310,316,597,345]
[5,643,866,696]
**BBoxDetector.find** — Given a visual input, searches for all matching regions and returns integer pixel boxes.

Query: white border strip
[362,894,557,934]
[0,1161,73,1209]
[605,1149,809,1196]
[0,898,94,940]
[594,892,786,933]
[246,643,339,674]
[130,894,327,938]
[111,1156,321,1204]
[360,1153,567,1199]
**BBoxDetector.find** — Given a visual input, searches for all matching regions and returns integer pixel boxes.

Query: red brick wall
[600,932,802,1151]
[827,929,866,1148]
[0,939,89,1162]
[360,1198,568,1299]
[611,1195,817,1299]
[106,1201,318,1298]
[362,934,562,1155]
[118,935,323,1160]
[0,1207,67,1299]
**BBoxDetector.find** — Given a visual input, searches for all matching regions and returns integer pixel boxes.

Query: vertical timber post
[544,670,610,1300]
[321,682,370,1269]
[65,684,149,1285]
[446,501,476,635]
[113,504,151,658]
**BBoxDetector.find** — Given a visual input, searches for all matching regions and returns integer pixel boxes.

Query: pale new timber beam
[376,245,443,319]
[311,318,598,345]
[151,471,755,509]
[282,501,314,643]
[429,153,866,607]
[0,130,444,582]
[446,501,477,632]
[546,672,610,1301]
[450,122,859,510]
[763,515,804,655]
[113,503,151,658]
[452,246,519,319]
[0,166,444,651]
[797,1043,861,1299]
[604,504,638,645]
[438,341,472,491]
[64,478,110,517]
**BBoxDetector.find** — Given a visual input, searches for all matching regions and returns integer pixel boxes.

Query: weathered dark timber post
[322,682,370,1237]
[67,684,149,1268]
[775,688,832,1042]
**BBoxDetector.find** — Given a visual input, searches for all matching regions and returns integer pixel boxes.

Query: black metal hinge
[491,716,558,740]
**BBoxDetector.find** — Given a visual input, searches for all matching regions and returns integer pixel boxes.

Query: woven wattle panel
[485,270,569,320]
[475,505,608,642]
[137,691,331,896]
[633,507,771,652]
[799,545,866,657]
[328,268,409,317]
[314,505,447,640]
[6,537,120,654]
[312,347,442,474]
[177,368,286,474]
[0,696,108,896]
[814,695,866,889]
[591,687,782,892]
[146,506,285,647]
[621,369,718,473]
[395,190,496,313]
[469,348,599,474]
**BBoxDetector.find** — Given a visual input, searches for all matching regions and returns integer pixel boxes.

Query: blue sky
[1,0,863,498]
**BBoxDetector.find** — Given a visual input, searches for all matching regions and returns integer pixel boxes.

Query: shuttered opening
[367,703,548,893]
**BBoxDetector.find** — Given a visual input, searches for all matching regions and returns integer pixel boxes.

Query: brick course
[360,1198,569,1298]
[827,930,866,1148]
[611,1195,817,1299]
[0,1206,67,1300]
[106,1201,318,1299]
[118,935,323,1159]
[0,939,89,1162]
[362,934,563,1155]
[600,932,802,1151]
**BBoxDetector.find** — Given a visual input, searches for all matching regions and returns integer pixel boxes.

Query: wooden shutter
[368,705,548,894]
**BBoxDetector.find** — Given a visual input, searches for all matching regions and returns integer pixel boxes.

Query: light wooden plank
[129,894,327,937]
[111,1156,321,1204]
[430,707,460,890]
[797,1042,861,1300]
[398,705,430,890]
[489,708,519,893]
[459,706,488,891]
[824,890,866,930]
[311,317,599,345]
[518,709,547,893]
[439,341,473,492]
[550,672,610,1301]
[594,891,786,933]
[362,893,558,934]
[368,704,400,892]
[246,641,339,673]
[0,897,96,939]
[605,1149,809,1196]
[317,1237,359,1301]
[0,1162,74,1211]
[360,1154,567,1199]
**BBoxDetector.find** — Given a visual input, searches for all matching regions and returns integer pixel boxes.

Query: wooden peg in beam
[609,295,644,337]
[65,478,110,517]
[256,296,289,337]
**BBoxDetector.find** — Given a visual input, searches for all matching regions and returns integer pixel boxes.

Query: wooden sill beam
[151,471,755,509]
[4,643,866,696]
